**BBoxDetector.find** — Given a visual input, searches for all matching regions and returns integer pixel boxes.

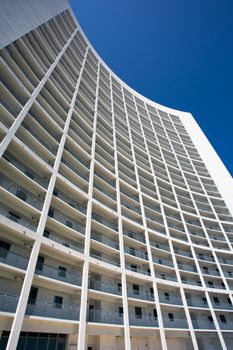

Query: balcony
[159,295,183,305]
[92,213,118,232]
[0,247,29,270]
[163,318,188,328]
[35,264,82,286]
[127,289,154,301]
[174,248,192,258]
[125,247,148,261]
[88,309,123,324]
[0,292,18,313]
[153,257,174,268]
[91,232,119,250]
[178,263,197,273]
[129,315,158,327]
[192,319,215,329]
[186,297,209,308]
[26,299,80,321]
[90,252,120,267]
[150,241,170,252]
[126,265,150,276]
[89,278,121,295]
[123,230,146,244]
[44,232,84,253]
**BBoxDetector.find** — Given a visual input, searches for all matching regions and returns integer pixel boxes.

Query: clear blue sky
[69,0,233,177]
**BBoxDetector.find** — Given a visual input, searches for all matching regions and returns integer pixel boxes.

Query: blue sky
[69,0,233,177]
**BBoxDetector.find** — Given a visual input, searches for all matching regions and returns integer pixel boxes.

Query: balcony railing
[127,289,154,301]
[91,233,119,250]
[89,278,121,295]
[45,233,84,253]
[163,318,188,328]
[125,247,148,260]
[0,292,19,313]
[91,252,120,267]
[92,213,118,232]
[219,321,233,330]
[123,230,146,244]
[192,319,215,329]
[87,309,123,324]
[126,265,150,276]
[0,248,29,270]
[159,295,183,305]
[186,298,209,308]
[26,299,80,320]
[129,315,158,327]
[35,264,82,286]
[153,257,174,268]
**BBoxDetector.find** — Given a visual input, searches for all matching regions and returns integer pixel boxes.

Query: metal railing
[87,309,123,324]
[91,233,119,250]
[26,299,80,320]
[0,292,19,313]
[192,319,215,329]
[0,248,29,270]
[127,289,154,301]
[89,279,121,295]
[159,295,183,305]
[163,318,188,328]
[125,247,148,260]
[45,233,84,253]
[35,264,82,286]
[129,315,158,327]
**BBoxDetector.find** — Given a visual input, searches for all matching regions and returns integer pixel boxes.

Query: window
[135,307,142,319]
[164,292,170,300]
[119,307,123,317]
[219,315,227,324]
[53,296,63,308]
[131,264,137,272]
[158,258,163,265]
[161,274,166,280]
[58,266,67,278]
[28,287,38,304]
[153,309,157,319]
[168,313,174,321]
[53,189,58,196]
[228,271,232,277]
[16,189,27,201]
[208,281,214,288]
[203,267,209,274]
[2,154,10,162]
[0,240,11,259]
[43,230,50,238]
[118,283,122,292]
[25,169,34,179]
[48,209,54,218]
[128,232,134,239]
[36,256,44,271]
[8,211,21,223]
[133,284,139,295]
[208,316,213,323]
[213,297,220,305]
[129,247,136,256]
[227,298,232,305]
[65,220,73,229]
[150,287,154,296]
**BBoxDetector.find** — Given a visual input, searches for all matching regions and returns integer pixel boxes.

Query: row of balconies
[3,290,232,329]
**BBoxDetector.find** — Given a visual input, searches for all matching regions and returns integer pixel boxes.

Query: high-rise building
[0,1,232,349]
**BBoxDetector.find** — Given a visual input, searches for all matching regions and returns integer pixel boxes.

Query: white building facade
[0,1,233,349]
